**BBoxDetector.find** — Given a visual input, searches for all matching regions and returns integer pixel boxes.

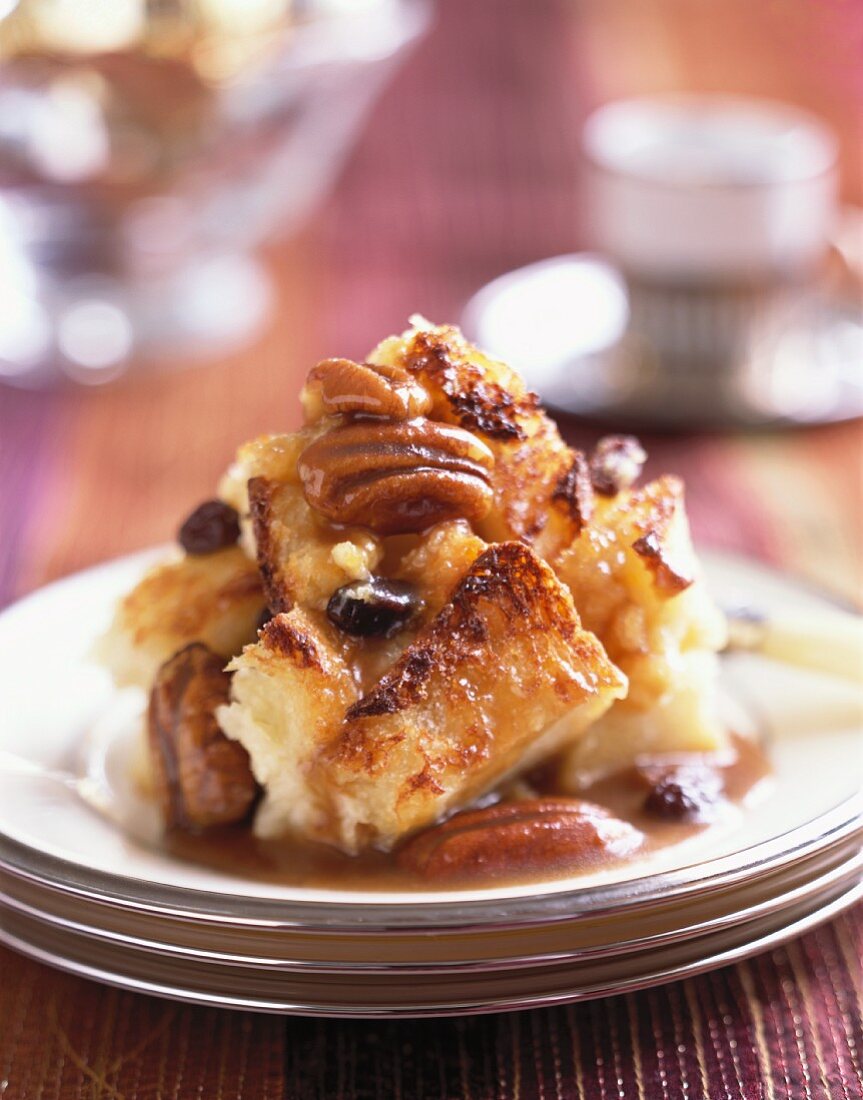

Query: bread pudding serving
[98,317,760,885]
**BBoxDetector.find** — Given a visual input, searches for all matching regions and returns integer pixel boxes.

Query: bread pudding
[99,317,743,880]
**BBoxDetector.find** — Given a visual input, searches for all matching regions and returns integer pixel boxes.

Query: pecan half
[302,358,432,423]
[147,643,257,830]
[397,798,642,880]
[298,418,495,534]
[589,435,647,496]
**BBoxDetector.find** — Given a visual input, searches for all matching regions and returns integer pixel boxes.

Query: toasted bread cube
[218,428,383,613]
[217,521,493,845]
[559,652,726,787]
[553,477,728,780]
[553,477,726,657]
[96,547,265,688]
[218,610,359,839]
[314,542,627,851]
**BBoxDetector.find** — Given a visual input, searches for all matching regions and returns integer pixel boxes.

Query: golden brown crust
[625,474,683,543]
[552,451,595,535]
[148,644,257,830]
[345,649,435,721]
[622,475,694,595]
[551,474,697,671]
[370,323,576,552]
[248,476,287,613]
[259,615,324,668]
[128,551,263,644]
[98,547,266,688]
[632,532,694,594]
[589,435,647,496]
[402,327,535,440]
[341,542,586,724]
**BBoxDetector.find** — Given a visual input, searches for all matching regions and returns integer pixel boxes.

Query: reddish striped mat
[1,1,861,1096]
[0,909,860,1098]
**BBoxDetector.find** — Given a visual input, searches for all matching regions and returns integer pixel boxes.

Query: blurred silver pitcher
[0,0,429,386]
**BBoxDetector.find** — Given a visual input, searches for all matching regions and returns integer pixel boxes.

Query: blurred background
[0,0,861,610]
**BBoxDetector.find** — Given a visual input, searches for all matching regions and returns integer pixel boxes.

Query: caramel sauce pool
[162,735,771,891]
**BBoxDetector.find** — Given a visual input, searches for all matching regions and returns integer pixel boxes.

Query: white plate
[0,549,860,1015]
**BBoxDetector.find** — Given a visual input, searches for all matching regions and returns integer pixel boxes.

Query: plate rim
[1,801,860,932]
[2,876,860,1018]
[0,546,861,933]
[3,840,861,974]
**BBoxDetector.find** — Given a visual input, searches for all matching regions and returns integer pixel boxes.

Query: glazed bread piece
[218,609,359,839]
[220,540,626,852]
[314,542,626,852]
[217,426,386,616]
[552,476,729,782]
[247,475,383,613]
[217,517,488,844]
[96,546,265,688]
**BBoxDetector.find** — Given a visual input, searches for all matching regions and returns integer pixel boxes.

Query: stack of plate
[0,552,861,1017]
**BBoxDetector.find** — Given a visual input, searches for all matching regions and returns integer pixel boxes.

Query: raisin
[179,500,240,554]
[642,768,721,822]
[327,577,416,638]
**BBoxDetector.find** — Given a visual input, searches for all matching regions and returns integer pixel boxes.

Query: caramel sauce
[163,734,771,891]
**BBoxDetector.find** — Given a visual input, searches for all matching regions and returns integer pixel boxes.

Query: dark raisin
[256,607,273,633]
[179,500,240,554]
[642,768,721,822]
[327,577,416,638]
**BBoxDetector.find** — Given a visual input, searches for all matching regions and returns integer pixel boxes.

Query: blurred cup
[584,96,838,280]
[582,96,844,424]
[0,0,429,387]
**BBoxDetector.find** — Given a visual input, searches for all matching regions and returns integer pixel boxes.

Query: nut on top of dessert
[298,418,496,535]
[301,358,432,422]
